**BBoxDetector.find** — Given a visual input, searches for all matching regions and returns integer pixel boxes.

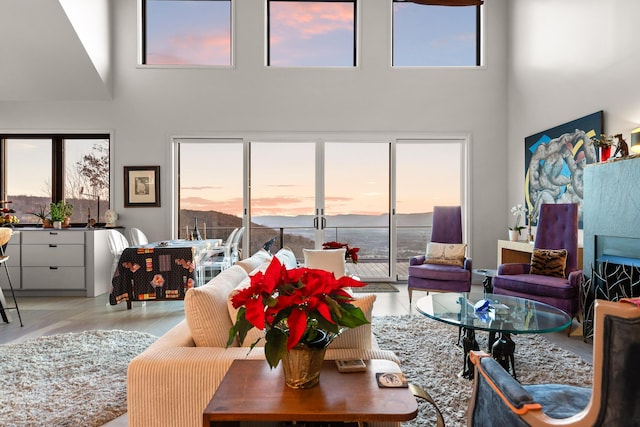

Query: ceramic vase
[508,230,519,242]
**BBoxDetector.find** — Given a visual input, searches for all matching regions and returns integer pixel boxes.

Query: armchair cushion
[424,242,466,267]
[530,248,567,278]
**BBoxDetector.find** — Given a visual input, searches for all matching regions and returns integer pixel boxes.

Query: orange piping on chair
[474,353,543,416]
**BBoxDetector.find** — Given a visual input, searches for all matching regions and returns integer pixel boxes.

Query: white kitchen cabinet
[2,229,113,297]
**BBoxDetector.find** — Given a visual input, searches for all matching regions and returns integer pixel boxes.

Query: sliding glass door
[176,135,466,282]
[324,141,391,279]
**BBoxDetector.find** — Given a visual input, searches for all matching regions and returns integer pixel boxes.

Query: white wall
[507,0,640,237]
[0,0,509,270]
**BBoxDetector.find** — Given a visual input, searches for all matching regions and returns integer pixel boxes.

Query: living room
[1,0,639,426]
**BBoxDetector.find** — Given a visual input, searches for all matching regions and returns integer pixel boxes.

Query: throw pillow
[328,294,376,350]
[303,248,347,278]
[424,242,466,267]
[275,246,298,269]
[184,265,248,347]
[530,248,567,278]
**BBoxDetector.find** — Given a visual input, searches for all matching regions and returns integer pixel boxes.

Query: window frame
[391,0,482,67]
[266,0,358,67]
[0,133,111,226]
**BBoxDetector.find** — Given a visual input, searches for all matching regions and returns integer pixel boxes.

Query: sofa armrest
[410,255,426,266]
[568,269,583,288]
[497,263,530,275]
[128,346,265,427]
[464,257,473,272]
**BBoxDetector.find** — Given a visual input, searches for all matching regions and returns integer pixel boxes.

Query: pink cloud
[270,3,353,41]
[149,30,230,65]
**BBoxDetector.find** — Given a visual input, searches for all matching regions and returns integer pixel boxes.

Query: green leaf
[264,328,288,369]
[336,303,369,328]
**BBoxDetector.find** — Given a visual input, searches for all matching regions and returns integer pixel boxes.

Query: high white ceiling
[0,0,111,101]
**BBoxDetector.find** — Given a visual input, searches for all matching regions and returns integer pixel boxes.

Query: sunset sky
[145,1,477,67]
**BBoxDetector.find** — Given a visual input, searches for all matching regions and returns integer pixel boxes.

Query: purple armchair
[407,206,472,304]
[492,203,582,317]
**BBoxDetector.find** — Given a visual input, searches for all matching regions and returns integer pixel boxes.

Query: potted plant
[227,257,369,388]
[49,201,73,228]
[28,205,49,227]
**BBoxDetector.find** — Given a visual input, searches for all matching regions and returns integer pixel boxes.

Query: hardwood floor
[0,280,593,426]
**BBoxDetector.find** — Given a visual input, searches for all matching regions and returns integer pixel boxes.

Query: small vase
[600,146,611,162]
[281,343,327,389]
[280,330,330,389]
[508,230,519,242]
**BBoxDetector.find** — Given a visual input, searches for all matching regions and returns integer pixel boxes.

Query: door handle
[313,217,318,230]
[49,244,57,248]
[321,217,326,230]
[49,266,58,270]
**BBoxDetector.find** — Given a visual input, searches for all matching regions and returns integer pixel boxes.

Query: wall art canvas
[525,111,603,229]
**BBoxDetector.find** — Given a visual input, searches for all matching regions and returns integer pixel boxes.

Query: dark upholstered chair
[493,203,582,317]
[467,299,640,426]
[407,206,472,304]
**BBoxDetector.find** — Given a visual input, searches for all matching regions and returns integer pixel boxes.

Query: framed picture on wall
[524,110,602,229]
[124,166,161,207]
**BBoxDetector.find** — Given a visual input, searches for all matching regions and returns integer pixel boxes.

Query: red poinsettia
[322,241,360,264]
[228,257,369,368]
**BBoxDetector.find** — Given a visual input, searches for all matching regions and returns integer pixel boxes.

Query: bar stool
[0,228,23,327]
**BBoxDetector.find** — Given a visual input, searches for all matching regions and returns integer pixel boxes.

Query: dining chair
[407,206,472,304]
[0,228,23,326]
[107,229,130,278]
[129,227,149,246]
[230,226,245,264]
[303,248,347,278]
[201,228,239,282]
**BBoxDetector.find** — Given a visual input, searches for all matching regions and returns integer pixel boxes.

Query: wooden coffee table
[203,359,419,427]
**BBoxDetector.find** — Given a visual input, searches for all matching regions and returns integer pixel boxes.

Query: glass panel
[396,141,462,279]
[324,142,390,280]
[250,142,316,258]
[4,139,52,224]
[179,141,243,240]
[393,2,477,66]
[64,139,110,224]
[269,1,355,66]
[145,0,231,66]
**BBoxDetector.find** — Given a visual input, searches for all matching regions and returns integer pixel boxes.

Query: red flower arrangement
[227,257,369,368]
[322,241,360,264]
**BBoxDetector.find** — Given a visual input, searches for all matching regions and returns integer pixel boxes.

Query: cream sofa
[127,250,401,427]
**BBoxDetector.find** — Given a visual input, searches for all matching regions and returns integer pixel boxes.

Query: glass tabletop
[415,293,571,334]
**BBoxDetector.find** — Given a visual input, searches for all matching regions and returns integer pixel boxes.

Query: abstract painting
[525,111,603,228]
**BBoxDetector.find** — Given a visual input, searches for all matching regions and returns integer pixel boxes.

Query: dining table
[109,238,221,309]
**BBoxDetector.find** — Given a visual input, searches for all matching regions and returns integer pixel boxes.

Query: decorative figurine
[105,209,118,227]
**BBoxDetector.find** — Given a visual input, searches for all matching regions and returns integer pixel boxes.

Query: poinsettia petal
[286,307,307,350]
[244,297,266,330]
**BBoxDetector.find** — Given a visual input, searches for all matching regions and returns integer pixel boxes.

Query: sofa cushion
[424,242,466,267]
[184,265,248,347]
[530,248,567,278]
[275,246,298,269]
[328,294,375,349]
[408,262,470,281]
[236,249,272,274]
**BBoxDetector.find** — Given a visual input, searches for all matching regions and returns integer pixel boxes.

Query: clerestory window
[267,0,357,67]
[392,0,482,67]
[142,0,232,66]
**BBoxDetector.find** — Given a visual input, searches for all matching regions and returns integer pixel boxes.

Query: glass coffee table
[415,293,572,380]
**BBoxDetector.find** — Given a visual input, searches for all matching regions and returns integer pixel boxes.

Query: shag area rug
[373,315,593,427]
[0,330,157,427]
